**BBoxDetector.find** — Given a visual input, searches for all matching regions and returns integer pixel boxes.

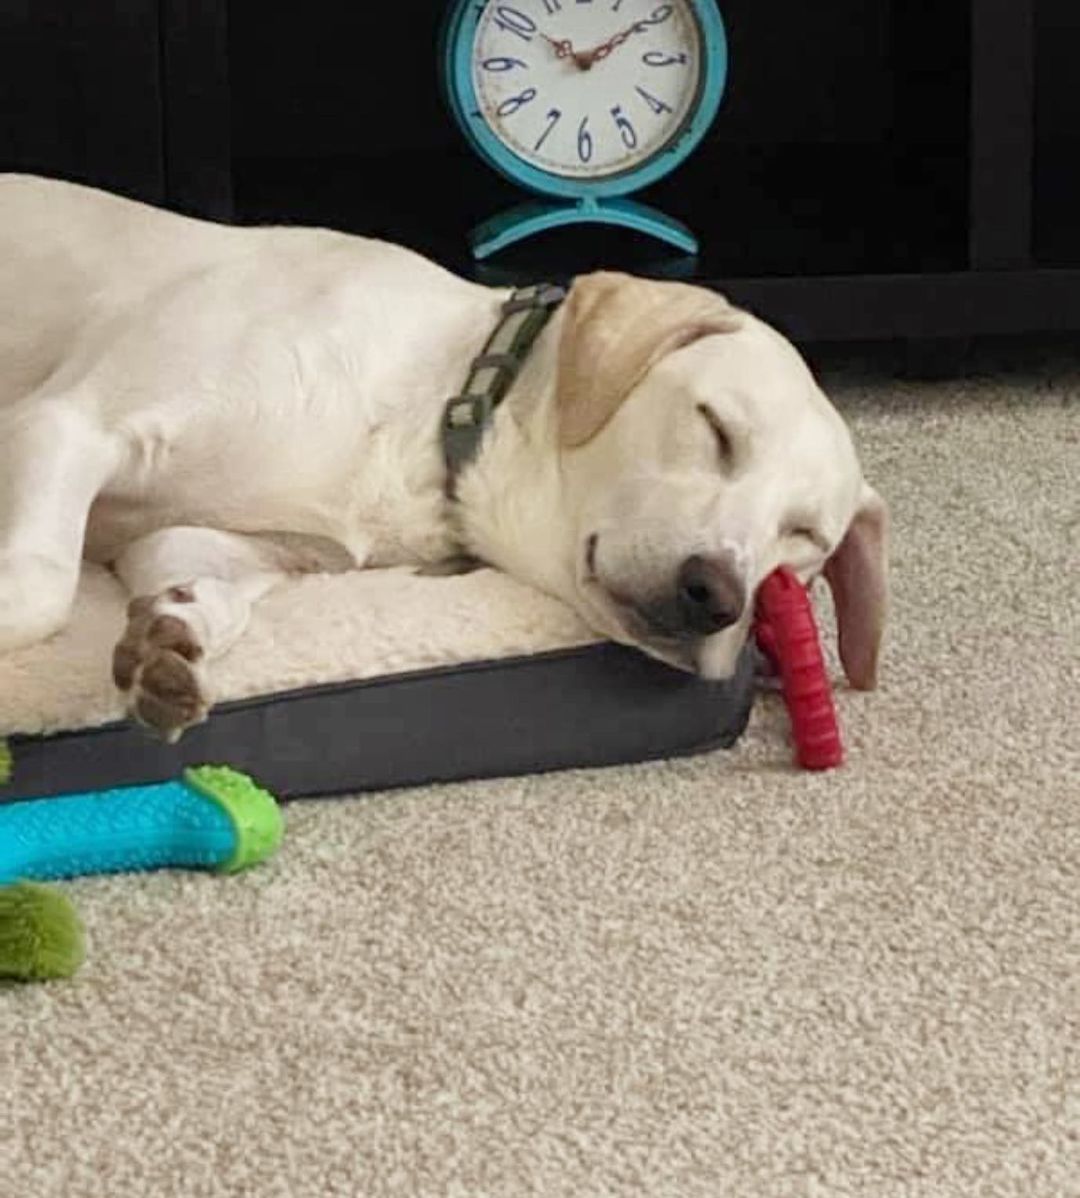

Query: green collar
[442,282,565,497]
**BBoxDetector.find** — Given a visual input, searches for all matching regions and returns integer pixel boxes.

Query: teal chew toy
[0,766,283,982]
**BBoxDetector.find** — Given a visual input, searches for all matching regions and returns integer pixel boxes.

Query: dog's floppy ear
[823,482,889,690]
[556,271,743,448]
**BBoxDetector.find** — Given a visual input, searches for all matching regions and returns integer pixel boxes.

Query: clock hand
[542,32,573,57]
[578,19,652,67]
[542,32,597,71]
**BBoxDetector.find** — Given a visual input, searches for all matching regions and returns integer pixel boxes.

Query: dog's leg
[0,397,121,651]
[109,527,302,742]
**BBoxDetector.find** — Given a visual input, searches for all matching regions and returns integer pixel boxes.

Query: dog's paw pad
[133,652,207,743]
[147,614,204,661]
[113,595,210,742]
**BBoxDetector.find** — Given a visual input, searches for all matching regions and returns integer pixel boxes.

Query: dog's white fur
[0,174,887,740]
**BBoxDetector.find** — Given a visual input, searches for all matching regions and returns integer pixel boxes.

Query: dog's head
[552,271,888,689]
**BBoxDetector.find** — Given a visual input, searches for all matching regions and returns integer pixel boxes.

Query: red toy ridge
[753,567,844,771]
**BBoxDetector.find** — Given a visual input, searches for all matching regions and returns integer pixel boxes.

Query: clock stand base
[469,196,698,260]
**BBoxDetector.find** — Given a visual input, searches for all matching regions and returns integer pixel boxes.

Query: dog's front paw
[112,590,210,743]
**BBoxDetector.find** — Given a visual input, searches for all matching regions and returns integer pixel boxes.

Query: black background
[1,0,1079,341]
[228,0,972,278]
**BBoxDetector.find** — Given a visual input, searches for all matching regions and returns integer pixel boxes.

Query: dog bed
[0,564,756,803]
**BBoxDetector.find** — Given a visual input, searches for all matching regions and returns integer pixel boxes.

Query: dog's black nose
[676,554,746,635]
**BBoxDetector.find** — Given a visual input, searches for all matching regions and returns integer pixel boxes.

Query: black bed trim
[0,642,757,803]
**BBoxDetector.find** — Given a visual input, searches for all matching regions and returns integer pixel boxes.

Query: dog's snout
[676,554,745,635]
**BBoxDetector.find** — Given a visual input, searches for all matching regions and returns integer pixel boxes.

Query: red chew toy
[753,567,844,771]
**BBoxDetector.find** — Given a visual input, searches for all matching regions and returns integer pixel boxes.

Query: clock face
[470,0,704,181]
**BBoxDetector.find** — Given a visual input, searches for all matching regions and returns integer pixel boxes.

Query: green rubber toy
[0,766,283,982]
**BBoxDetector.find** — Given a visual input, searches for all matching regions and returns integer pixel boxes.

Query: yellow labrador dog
[0,174,887,740]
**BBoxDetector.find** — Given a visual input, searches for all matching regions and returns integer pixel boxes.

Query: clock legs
[469,195,699,259]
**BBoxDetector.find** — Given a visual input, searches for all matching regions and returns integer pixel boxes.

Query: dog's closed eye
[696,404,736,469]
[781,521,828,552]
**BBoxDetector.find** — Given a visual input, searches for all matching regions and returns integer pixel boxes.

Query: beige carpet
[3,348,1079,1196]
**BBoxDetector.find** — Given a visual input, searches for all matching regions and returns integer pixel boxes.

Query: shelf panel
[1033,0,1080,266]
[232,143,970,283]
[969,0,1035,268]
[721,268,1080,342]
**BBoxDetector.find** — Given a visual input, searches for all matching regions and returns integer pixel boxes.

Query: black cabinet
[0,0,165,203]
[1035,0,1080,268]
[0,0,230,216]
[3,0,1079,344]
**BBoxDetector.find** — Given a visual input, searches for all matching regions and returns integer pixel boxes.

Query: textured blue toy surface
[0,767,283,887]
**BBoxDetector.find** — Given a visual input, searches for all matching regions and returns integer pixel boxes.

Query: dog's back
[0,174,242,403]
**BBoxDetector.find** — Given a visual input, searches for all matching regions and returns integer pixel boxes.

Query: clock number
[612,0,626,9]
[610,105,638,149]
[577,115,593,163]
[497,87,538,117]
[634,5,673,28]
[493,5,537,42]
[541,0,562,12]
[642,50,688,67]
[635,85,674,116]
[534,107,562,151]
[482,56,529,72]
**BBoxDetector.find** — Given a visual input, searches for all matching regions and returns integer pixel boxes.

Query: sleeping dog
[0,174,887,741]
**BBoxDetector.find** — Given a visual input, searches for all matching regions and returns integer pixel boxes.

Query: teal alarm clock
[440,0,728,259]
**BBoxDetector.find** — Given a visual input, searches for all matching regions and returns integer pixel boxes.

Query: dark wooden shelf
[214,0,1080,344]
[1034,137,1080,267]
[231,141,970,283]
[3,0,1078,346]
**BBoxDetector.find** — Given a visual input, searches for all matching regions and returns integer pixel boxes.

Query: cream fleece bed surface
[0,563,596,738]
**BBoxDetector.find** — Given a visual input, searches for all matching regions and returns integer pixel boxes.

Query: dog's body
[0,174,887,740]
